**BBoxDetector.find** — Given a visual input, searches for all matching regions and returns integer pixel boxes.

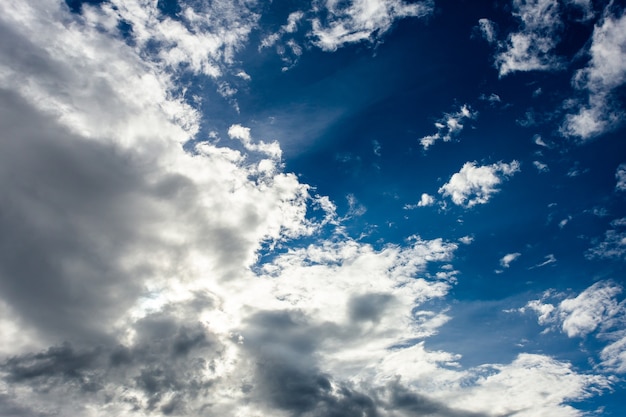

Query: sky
[0,0,625,416]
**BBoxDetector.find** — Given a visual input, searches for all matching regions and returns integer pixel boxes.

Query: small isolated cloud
[493,0,565,77]
[372,139,382,156]
[477,18,497,43]
[439,161,521,208]
[459,235,474,245]
[533,134,550,147]
[533,160,549,172]
[419,104,478,150]
[310,0,433,51]
[417,193,435,207]
[530,254,557,269]
[500,252,522,268]
[559,215,572,229]
[479,92,502,105]
[616,163,626,191]
[562,10,626,140]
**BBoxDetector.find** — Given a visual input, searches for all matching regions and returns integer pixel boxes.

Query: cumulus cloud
[419,104,477,150]
[310,0,433,51]
[562,9,626,140]
[439,161,521,208]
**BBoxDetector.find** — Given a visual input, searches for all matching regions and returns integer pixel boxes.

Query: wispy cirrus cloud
[310,0,433,51]
[419,104,477,150]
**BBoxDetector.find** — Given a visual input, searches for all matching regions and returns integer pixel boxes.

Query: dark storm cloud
[348,292,395,323]
[0,88,151,345]
[0,296,222,416]
[241,309,493,417]
[385,381,494,417]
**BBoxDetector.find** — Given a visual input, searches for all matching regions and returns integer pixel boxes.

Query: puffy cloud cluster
[523,281,626,373]
[439,161,521,208]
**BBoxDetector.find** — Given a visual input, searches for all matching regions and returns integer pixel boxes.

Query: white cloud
[530,254,557,269]
[562,9,626,140]
[419,104,477,150]
[500,252,521,268]
[439,161,521,208]
[494,0,564,77]
[533,134,550,147]
[524,281,626,373]
[458,235,474,245]
[310,0,433,51]
[616,163,626,191]
[586,229,626,260]
[107,0,260,78]
[477,18,497,43]
[417,193,435,207]
[533,160,549,172]
[228,124,282,160]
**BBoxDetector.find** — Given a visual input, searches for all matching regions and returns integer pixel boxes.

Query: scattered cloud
[616,163,626,191]
[586,230,626,260]
[523,281,626,373]
[562,9,626,140]
[439,161,521,208]
[419,104,477,150]
[493,0,565,77]
[310,0,433,51]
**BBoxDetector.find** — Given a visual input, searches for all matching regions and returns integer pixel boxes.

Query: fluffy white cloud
[419,104,477,150]
[439,161,521,208]
[494,0,564,76]
[417,193,435,207]
[562,10,626,140]
[310,0,433,51]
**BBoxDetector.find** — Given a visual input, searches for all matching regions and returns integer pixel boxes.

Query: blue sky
[0,0,625,416]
